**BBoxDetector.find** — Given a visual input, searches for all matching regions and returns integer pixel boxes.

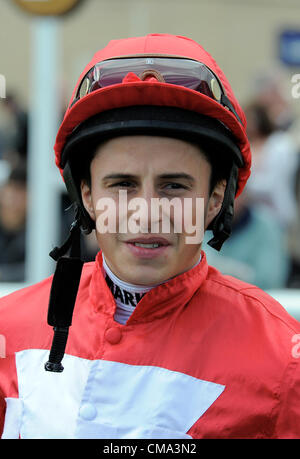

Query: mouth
[126,237,171,248]
[124,237,171,258]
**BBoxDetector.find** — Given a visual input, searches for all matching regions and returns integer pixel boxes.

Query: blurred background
[0,0,299,317]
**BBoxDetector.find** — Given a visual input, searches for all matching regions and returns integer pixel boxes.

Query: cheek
[178,192,208,241]
[94,232,120,261]
[93,191,131,237]
[94,195,117,235]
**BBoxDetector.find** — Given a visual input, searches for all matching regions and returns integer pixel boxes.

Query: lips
[125,236,171,247]
[124,236,171,259]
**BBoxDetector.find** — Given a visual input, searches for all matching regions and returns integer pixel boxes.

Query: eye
[109,181,136,188]
[163,182,189,190]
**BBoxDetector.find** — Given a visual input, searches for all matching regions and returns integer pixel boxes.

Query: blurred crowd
[205,70,300,290]
[0,92,98,282]
[0,94,28,282]
[0,70,300,290]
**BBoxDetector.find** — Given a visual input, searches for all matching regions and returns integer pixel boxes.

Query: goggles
[72,56,242,123]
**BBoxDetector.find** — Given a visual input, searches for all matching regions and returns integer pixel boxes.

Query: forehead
[91,135,210,174]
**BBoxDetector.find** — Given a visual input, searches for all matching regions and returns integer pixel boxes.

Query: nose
[129,182,161,234]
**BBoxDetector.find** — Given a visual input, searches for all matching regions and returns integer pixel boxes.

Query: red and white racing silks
[0,251,299,439]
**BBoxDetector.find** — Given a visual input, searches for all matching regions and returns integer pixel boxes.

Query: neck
[102,254,202,325]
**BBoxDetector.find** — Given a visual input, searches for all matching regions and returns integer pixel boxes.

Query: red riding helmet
[54,34,251,250]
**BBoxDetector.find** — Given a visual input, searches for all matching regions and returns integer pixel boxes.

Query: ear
[80,180,96,221]
[204,179,226,229]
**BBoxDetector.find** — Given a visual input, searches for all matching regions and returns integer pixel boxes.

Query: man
[0,34,299,439]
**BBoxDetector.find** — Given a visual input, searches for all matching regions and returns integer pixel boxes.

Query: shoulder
[203,264,300,334]
[0,260,95,305]
[0,261,95,352]
[0,276,53,320]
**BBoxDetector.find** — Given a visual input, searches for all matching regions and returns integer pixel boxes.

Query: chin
[121,266,171,287]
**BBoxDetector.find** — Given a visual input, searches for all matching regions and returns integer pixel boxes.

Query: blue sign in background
[279,30,300,66]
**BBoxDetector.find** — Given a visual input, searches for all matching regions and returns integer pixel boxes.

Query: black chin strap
[207,162,238,252]
[44,216,84,372]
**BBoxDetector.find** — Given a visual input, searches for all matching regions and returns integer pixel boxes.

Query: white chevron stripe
[5,349,225,439]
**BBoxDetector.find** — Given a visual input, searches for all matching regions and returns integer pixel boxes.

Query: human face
[81,135,225,285]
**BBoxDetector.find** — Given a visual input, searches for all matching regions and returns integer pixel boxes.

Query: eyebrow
[102,174,136,180]
[158,173,195,182]
[103,173,195,182]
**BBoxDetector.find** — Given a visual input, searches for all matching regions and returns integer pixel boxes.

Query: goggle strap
[220,94,242,124]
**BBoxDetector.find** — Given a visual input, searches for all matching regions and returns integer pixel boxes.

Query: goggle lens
[75,56,223,103]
